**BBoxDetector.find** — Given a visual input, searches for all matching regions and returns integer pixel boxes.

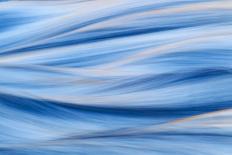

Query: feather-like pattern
[0,0,232,154]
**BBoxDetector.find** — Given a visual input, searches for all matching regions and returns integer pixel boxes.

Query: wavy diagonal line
[0,0,232,155]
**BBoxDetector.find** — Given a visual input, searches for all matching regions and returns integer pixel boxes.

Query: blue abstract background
[0,0,232,154]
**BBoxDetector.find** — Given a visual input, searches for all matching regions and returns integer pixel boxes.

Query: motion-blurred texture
[0,0,232,154]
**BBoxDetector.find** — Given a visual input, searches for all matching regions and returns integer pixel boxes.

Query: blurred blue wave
[0,0,232,154]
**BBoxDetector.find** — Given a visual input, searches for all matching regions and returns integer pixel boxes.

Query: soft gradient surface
[0,0,232,154]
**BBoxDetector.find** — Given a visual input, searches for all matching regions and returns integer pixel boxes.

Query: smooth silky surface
[0,0,232,154]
